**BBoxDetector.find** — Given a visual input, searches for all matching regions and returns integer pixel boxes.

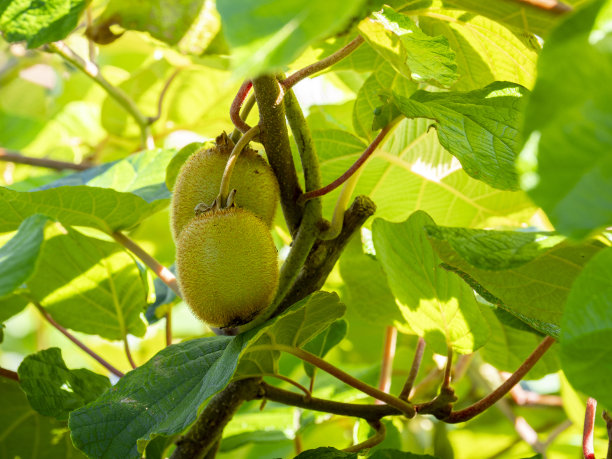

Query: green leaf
[26,225,148,340]
[0,0,89,48]
[0,185,167,233]
[0,294,29,322]
[418,8,538,90]
[235,292,346,378]
[338,236,406,328]
[424,226,564,271]
[0,378,86,458]
[294,447,357,458]
[369,450,439,458]
[69,292,343,458]
[561,246,612,410]
[87,0,205,46]
[145,265,178,325]
[381,81,528,190]
[303,319,348,377]
[518,0,612,239]
[479,304,559,380]
[216,0,367,77]
[359,6,458,87]
[428,228,605,330]
[17,347,110,420]
[353,62,416,140]
[315,118,534,228]
[372,211,489,354]
[0,214,48,298]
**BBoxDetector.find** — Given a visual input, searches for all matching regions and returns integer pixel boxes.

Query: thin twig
[542,419,573,448]
[247,344,415,417]
[399,337,426,400]
[376,326,397,405]
[148,69,180,125]
[165,309,172,347]
[298,118,400,204]
[263,373,311,398]
[501,371,563,406]
[0,148,90,171]
[0,367,19,381]
[230,80,253,134]
[112,231,181,297]
[86,7,96,62]
[343,420,386,453]
[34,303,124,378]
[281,36,365,89]
[47,42,154,150]
[124,337,137,370]
[230,94,256,143]
[584,398,597,459]
[444,336,555,423]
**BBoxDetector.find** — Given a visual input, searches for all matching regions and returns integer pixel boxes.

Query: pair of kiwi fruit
[172,133,280,329]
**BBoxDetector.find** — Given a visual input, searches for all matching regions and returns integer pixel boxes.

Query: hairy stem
[248,344,415,417]
[399,337,426,401]
[299,119,400,203]
[252,75,303,234]
[112,231,181,297]
[584,398,597,459]
[0,148,90,171]
[48,42,154,149]
[171,378,262,459]
[34,303,124,378]
[281,36,365,89]
[444,336,555,423]
[343,420,386,453]
[218,125,260,207]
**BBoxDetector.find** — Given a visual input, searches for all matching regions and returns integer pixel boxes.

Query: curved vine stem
[444,336,555,423]
[399,337,426,401]
[230,94,256,143]
[299,118,401,204]
[247,344,415,417]
[280,36,365,89]
[217,125,261,207]
[343,420,386,453]
[261,374,311,399]
[230,80,254,134]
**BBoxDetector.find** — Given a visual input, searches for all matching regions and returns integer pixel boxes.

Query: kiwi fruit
[171,133,279,240]
[175,207,279,328]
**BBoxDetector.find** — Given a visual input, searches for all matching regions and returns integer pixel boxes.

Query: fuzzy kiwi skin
[171,142,279,240]
[176,207,279,328]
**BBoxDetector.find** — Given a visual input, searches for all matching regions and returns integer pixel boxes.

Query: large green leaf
[518,0,612,239]
[0,0,89,48]
[427,227,605,329]
[0,214,48,298]
[69,292,344,458]
[0,185,167,233]
[380,81,528,190]
[314,120,533,228]
[561,246,612,410]
[216,0,367,77]
[17,347,110,420]
[26,225,148,340]
[359,6,458,87]
[372,211,489,354]
[418,7,539,90]
[0,378,86,458]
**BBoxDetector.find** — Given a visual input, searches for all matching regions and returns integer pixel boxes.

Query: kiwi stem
[47,42,155,150]
[320,163,364,240]
[230,94,256,144]
[217,125,261,209]
[280,35,365,89]
[399,337,426,401]
[230,80,254,134]
[442,346,453,390]
[298,117,402,204]
[33,302,125,378]
[0,367,19,382]
[343,420,386,453]
[0,148,91,171]
[261,373,311,399]
[248,344,415,417]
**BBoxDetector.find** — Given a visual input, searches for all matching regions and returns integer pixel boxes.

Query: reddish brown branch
[230,80,253,133]
[444,336,555,423]
[584,398,597,459]
[399,337,426,400]
[511,0,572,14]
[281,36,364,89]
[0,367,19,382]
[0,148,90,171]
[298,120,398,203]
[376,326,397,404]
